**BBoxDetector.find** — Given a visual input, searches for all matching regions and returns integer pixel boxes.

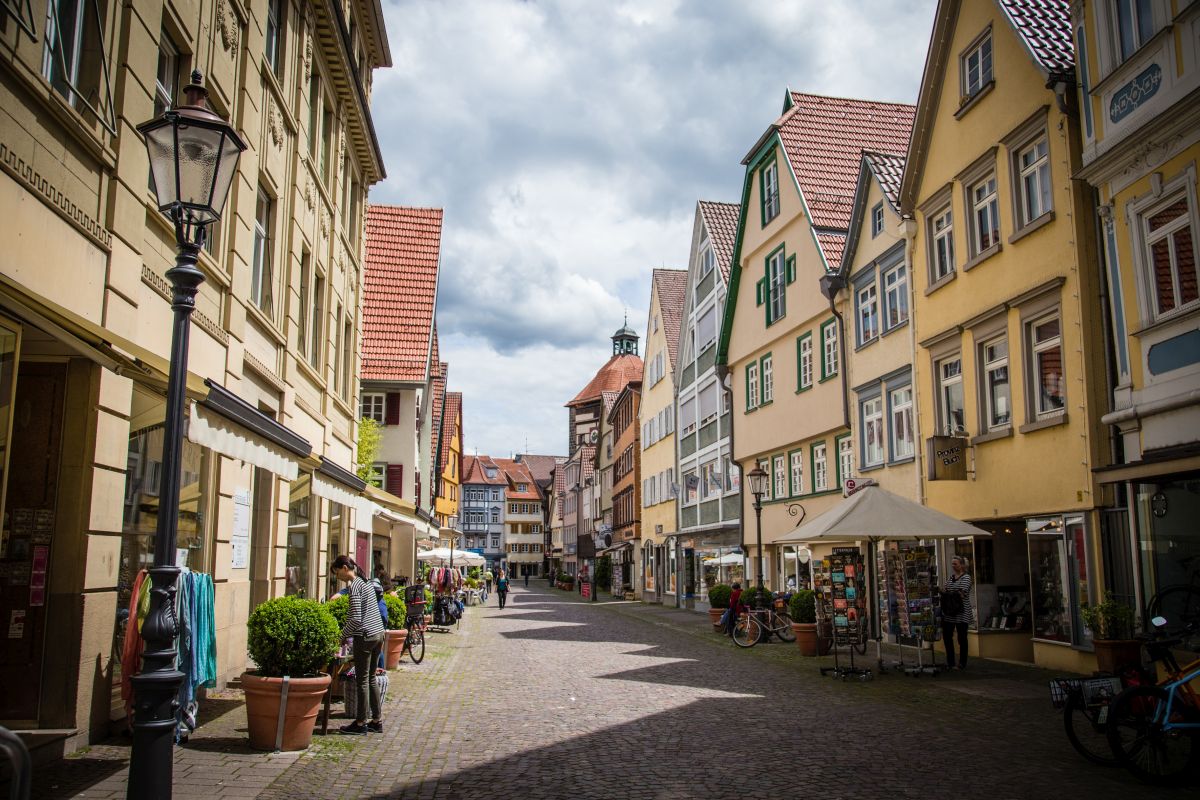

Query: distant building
[461,455,508,570]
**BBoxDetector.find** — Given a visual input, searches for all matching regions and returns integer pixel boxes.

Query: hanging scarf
[120,570,150,723]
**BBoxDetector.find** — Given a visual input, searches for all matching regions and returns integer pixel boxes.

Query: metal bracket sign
[926,436,968,481]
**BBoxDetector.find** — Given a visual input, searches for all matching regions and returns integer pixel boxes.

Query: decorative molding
[321,209,331,240]
[303,176,315,210]
[0,141,112,249]
[267,99,284,149]
[216,0,239,53]
[141,265,229,344]
[243,350,283,390]
[303,28,314,84]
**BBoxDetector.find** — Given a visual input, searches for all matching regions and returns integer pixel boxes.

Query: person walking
[331,555,386,734]
[496,570,510,610]
[941,556,974,670]
[524,571,530,587]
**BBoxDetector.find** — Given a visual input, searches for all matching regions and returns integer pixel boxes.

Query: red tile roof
[567,354,643,408]
[779,93,915,233]
[815,231,848,272]
[362,205,443,382]
[652,269,688,368]
[514,454,562,488]
[863,151,906,211]
[494,459,541,500]
[552,459,567,518]
[463,455,507,485]
[578,445,596,483]
[998,0,1074,75]
[439,391,461,476]
[698,201,740,283]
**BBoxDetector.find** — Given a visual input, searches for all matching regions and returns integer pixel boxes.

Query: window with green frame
[760,160,780,225]
[756,246,797,326]
[811,440,829,492]
[745,361,760,410]
[820,318,839,380]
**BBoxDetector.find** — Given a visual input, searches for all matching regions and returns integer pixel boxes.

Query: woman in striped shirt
[332,555,386,734]
[941,556,974,670]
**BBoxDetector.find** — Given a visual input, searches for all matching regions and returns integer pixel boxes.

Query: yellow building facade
[901,0,1111,671]
[435,392,462,527]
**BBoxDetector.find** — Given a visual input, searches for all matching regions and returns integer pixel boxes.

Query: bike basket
[1048,677,1121,709]
[1049,678,1080,709]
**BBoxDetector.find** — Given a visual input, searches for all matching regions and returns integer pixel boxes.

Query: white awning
[186,402,300,481]
[311,473,375,527]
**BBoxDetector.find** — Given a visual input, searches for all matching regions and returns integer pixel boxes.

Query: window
[882,263,908,330]
[680,397,697,435]
[773,455,787,499]
[931,207,955,280]
[252,188,275,319]
[297,249,311,356]
[962,31,992,99]
[699,245,715,278]
[857,283,879,345]
[723,457,738,493]
[938,356,966,435]
[838,437,853,487]
[746,362,759,410]
[154,31,179,117]
[332,302,344,393]
[1030,315,1065,417]
[491,536,499,548]
[308,73,321,157]
[366,463,385,489]
[871,202,884,237]
[42,0,114,130]
[790,451,804,496]
[683,470,698,504]
[697,306,717,352]
[491,508,500,523]
[981,338,1011,429]
[1143,194,1198,319]
[862,396,884,466]
[309,272,325,369]
[797,334,813,390]
[813,443,828,492]
[1114,0,1155,61]
[360,393,385,423]
[1017,136,1052,226]
[760,355,773,403]
[340,314,353,399]
[761,161,779,225]
[970,174,1000,255]
[701,460,720,500]
[265,0,285,77]
[890,387,914,459]
[321,104,334,184]
[821,321,838,379]
[767,248,786,324]
[699,382,719,425]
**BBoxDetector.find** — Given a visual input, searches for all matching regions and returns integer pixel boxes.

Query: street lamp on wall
[129,71,245,800]
[745,464,769,595]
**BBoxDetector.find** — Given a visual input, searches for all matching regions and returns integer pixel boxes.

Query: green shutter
[744,363,752,409]
[786,254,796,284]
[756,278,765,306]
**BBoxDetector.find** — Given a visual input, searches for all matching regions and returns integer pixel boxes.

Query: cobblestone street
[34,584,1181,799]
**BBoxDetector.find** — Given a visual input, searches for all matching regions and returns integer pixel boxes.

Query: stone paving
[31,583,1185,799]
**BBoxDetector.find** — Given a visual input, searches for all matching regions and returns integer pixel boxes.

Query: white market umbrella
[703,551,745,565]
[416,547,485,566]
[776,484,991,545]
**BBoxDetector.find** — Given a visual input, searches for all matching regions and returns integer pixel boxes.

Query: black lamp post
[745,465,769,599]
[128,71,245,800]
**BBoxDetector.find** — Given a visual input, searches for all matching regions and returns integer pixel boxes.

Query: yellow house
[638,268,686,602]
[718,92,914,591]
[435,391,462,528]
[901,0,1111,671]
[1072,1,1200,622]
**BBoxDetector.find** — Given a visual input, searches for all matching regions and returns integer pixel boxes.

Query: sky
[369,0,936,459]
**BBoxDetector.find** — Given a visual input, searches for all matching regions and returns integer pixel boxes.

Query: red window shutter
[385,392,400,425]
[385,464,404,497]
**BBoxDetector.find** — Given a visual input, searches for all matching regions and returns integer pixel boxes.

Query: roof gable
[697,200,740,283]
[650,269,687,369]
[841,151,907,273]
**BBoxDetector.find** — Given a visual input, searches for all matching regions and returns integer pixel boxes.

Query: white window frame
[1134,181,1200,322]
[698,305,717,353]
[798,335,813,390]
[937,356,966,436]
[366,463,384,489]
[1017,135,1052,226]
[822,323,839,378]
[699,244,715,278]
[681,396,697,435]
[931,207,955,281]
[265,0,285,76]
[154,32,179,117]
[970,173,1000,256]
[981,337,1011,430]
[813,443,828,492]
[746,362,760,410]
[360,392,385,423]
[1112,0,1157,62]
[773,455,787,499]
[890,386,915,460]
[882,263,908,330]
[857,283,879,345]
[252,188,275,319]
[861,396,885,467]
[789,450,804,496]
[1029,314,1066,419]
[962,29,993,99]
[838,437,853,487]
[761,355,773,404]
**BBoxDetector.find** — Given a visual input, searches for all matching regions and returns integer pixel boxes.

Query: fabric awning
[310,473,375,527]
[187,401,302,480]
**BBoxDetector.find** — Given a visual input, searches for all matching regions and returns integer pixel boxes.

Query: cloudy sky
[369,0,936,459]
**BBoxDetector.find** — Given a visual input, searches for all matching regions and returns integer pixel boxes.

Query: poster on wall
[231,489,251,569]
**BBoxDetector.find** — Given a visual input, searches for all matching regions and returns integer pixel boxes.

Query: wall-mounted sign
[231,488,251,569]
[1110,63,1162,123]
[926,436,968,481]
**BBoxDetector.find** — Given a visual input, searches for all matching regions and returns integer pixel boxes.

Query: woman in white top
[941,556,974,670]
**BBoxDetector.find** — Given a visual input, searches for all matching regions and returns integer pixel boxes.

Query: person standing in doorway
[941,556,974,670]
[332,555,386,734]
[524,570,530,587]
[496,570,510,609]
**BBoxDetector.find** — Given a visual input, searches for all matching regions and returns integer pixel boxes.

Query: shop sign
[926,436,968,481]
[843,478,877,497]
[1109,63,1162,123]
[231,488,251,568]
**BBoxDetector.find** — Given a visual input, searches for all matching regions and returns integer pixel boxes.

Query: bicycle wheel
[1063,693,1120,766]
[774,612,796,642]
[408,628,425,664]
[732,616,760,648]
[1147,585,1200,643]
[1106,685,1199,785]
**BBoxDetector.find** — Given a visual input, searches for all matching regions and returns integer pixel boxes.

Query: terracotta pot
[708,607,726,630]
[385,628,408,668]
[242,671,331,752]
[1093,639,1142,674]
[424,614,433,625]
[792,622,819,656]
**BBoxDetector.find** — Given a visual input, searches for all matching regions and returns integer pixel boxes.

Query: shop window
[937,355,966,436]
[286,476,312,596]
[1029,315,1065,418]
[889,386,914,460]
[1028,515,1092,645]
[883,263,908,330]
[861,396,884,467]
[41,0,116,133]
[780,545,811,591]
[980,337,1011,430]
[326,502,345,599]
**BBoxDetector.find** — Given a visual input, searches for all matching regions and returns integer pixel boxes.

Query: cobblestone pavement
[33,584,1185,799]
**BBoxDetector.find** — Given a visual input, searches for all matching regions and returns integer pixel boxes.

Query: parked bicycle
[733,605,795,648]
[1145,554,1200,645]
[400,585,427,664]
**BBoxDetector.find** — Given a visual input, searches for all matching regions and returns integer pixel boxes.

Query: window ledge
[954,81,995,119]
[880,319,910,338]
[766,315,787,328]
[854,336,879,353]
[795,385,812,394]
[962,242,1002,273]
[1130,303,1200,337]
[859,463,886,473]
[1019,413,1068,435]
[1009,211,1055,245]
[886,455,916,467]
[971,427,1012,445]
[924,271,957,295]
[818,374,838,384]
[295,356,326,389]
[246,304,286,346]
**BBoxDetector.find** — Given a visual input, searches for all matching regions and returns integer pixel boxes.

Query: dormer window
[962,30,993,101]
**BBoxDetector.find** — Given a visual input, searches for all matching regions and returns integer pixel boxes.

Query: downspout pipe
[818,273,851,432]
[715,361,746,559]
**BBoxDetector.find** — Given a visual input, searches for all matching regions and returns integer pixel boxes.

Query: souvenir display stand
[877,543,944,676]
[816,548,872,681]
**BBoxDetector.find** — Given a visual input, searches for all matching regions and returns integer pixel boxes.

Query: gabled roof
[494,459,540,500]
[601,390,621,413]
[606,381,642,425]
[439,392,461,476]
[697,200,740,283]
[463,455,507,486]
[514,454,561,489]
[579,445,596,483]
[566,354,643,408]
[362,205,443,383]
[651,269,688,368]
[841,151,908,274]
[864,151,906,211]
[997,0,1074,77]
[430,361,447,479]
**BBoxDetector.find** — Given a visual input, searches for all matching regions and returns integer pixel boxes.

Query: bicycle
[1145,554,1200,645]
[1051,674,1127,766]
[732,606,795,648]
[1105,616,1200,785]
[399,610,426,664]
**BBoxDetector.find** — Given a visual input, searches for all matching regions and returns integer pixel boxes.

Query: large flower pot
[792,622,819,656]
[1093,639,1142,674]
[242,671,331,751]
[385,628,408,669]
[708,608,726,630]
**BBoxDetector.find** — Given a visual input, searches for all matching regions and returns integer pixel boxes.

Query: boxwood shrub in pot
[243,596,339,751]
[707,584,732,629]
[788,590,819,656]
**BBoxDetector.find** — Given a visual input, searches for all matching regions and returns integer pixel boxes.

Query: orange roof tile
[463,455,507,485]
[362,205,443,382]
[514,454,562,489]
[494,459,541,500]
[698,201,740,283]
[567,353,643,408]
[652,269,688,367]
[439,391,461,476]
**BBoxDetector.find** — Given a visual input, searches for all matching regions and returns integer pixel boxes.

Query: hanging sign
[926,436,968,481]
[231,489,251,569]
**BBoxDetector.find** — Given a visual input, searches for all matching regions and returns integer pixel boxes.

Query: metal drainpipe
[715,361,744,573]
[818,274,850,431]
[901,216,927,505]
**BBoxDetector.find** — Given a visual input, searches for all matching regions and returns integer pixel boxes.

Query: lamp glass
[144,117,243,226]
[746,466,769,497]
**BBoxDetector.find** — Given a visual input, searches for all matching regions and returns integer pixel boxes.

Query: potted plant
[382,594,408,668]
[707,584,732,629]
[1081,593,1139,673]
[788,590,818,656]
[424,586,434,625]
[243,596,339,751]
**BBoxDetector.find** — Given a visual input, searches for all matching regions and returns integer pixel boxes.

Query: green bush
[326,594,349,628]
[424,587,434,610]
[247,596,339,677]
[741,586,774,610]
[788,589,816,624]
[384,594,406,629]
[707,584,732,609]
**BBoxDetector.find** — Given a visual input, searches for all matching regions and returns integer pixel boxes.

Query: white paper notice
[231,488,251,569]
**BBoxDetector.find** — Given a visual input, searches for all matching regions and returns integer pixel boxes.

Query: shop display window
[1028,515,1091,645]
[1136,479,1200,613]
[326,502,345,600]
[286,475,312,596]
[778,545,811,591]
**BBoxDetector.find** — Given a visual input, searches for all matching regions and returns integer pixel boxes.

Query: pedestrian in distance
[524,572,530,587]
[496,570,510,610]
[331,555,386,734]
[723,582,744,638]
[940,556,974,670]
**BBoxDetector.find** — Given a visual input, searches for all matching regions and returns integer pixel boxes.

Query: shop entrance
[0,360,66,723]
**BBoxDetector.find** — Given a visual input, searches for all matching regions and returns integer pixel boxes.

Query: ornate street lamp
[129,71,245,800]
[745,464,769,598]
